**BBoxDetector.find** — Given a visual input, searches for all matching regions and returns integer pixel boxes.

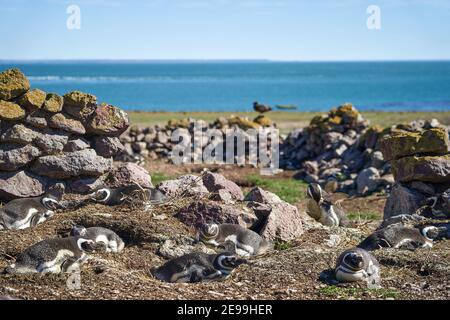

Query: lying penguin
[0,194,64,231]
[198,223,272,257]
[306,183,349,227]
[4,236,97,274]
[90,185,167,206]
[335,247,380,286]
[70,225,125,253]
[151,251,247,283]
[357,224,440,251]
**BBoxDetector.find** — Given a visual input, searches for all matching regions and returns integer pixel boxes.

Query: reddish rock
[0,171,47,201]
[0,144,41,171]
[202,172,244,202]
[86,104,130,137]
[106,162,152,188]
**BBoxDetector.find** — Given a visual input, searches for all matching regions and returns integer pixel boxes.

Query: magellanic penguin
[70,225,125,253]
[151,251,247,283]
[90,185,167,206]
[335,247,380,285]
[306,183,349,227]
[198,223,273,257]
[4,236,97,274]
[357,224,440,251]
[0,194,65,231]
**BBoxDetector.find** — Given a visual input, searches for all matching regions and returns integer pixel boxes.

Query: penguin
[253,102,272,113]
[70,225,125,253]
[151,251,247,283]
[335,247,380,285]
[306,183,349,227]
[90,185,167,206]
[198,223,272,257]
[357,225,439,251]
[0,194,65,231]
[4,236,97,274]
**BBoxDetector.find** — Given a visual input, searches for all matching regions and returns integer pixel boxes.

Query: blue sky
[1,0,450,61]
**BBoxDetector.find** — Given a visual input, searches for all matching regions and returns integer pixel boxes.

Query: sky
[0,0,450,61]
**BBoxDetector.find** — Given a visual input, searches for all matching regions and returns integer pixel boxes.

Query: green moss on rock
[0,100,26,120]
[392,154,450,183]
[18,89,46,111]
[0,68,30,101]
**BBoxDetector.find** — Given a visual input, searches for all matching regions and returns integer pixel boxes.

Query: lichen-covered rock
[0,100,26,120]
[157,174,209,197]
[31,149,112,179]
[106,162,152,188]
[384,183,427,219]
[23,110,49,129]
[228,116,260,130]
[175,200,257,230]
[63,91,97,120]
[49,112,86,134]
[0,68,30,101]
[86,104,130,136]
[0,144,41,171]
[392,154,450,183]
[17,89,46,111]
[0,170,47,201]
[379,128,449,161]
[254,115,273,127]
[93,136,125,158]
[1,124,69,154]
[43,93,64,113]
[202,172,244,202]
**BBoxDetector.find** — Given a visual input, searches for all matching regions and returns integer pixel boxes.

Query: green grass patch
[151,172,174,186]
[246,175,307,204]
[347,211,381,221]
[274,240,294,251]
[319,286,399,299]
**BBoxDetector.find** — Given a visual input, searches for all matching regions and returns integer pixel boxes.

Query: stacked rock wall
[380,124,450,219]
[0,68,142,200]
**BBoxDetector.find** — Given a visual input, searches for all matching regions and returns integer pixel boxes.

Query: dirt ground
[0,160,449,300]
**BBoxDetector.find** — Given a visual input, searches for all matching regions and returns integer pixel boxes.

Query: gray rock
[370,151,385,169]
[106,162,152,188]
[157,174,208,197]
[23,110,49,129]
[93,136,125,158]
[64,138,91,152]
[0,144,41,171]
[32,149,112,179]
[48,112,86,134]
[410,181,435,196]
[69,176,105,193]
[0,171,47,201]
[357,167,381,195]
[384,183,427,219]
[202,172,244,202]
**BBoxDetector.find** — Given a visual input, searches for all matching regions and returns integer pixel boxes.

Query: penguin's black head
[306,183,323,203]
[214,253,247,271]
[343,252,364,270]
[199,223,219,240]
[90,188,112,202]
[41,196,63,211]
[421,226,441,240]
[70,225,88,237]
[76,238,97,252]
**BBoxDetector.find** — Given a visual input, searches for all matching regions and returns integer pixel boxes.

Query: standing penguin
[70,225,125,253]
[4,236,97,274]
[90,185,167,206]
[306,183,349,227]
[151,251,247,283]
[357,224,439,251]
[0,194,64,231]
[335,247,380,285]
[198,223,272,257]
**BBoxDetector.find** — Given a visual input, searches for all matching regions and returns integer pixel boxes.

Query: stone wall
[0,68,150,200]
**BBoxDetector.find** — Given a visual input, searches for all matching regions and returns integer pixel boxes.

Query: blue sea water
[1,61,450,112]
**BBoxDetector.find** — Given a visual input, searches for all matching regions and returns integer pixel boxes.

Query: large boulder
[63,91,97,120]
[42,93,64,113]
[0,68,30,101]
[202,172,244,201]
[392,155,450,183]
[31,149,112,179]
[49,112,86,135]
[0,171,47,200]
[69,176,105,194]
[0,101,26,120]
[17,89,46,111]
[106,162,152,188]
[93,136,125,158]
[1,124,69,154]
[379,128,449,161]
[0,144,41,171]
[86,104,130,136]
[245,187,303,242]
[157,174,209,197]
[175,200,257,230]
[384,183,427,219]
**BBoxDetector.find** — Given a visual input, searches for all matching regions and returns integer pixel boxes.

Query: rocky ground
[0,161,448,300]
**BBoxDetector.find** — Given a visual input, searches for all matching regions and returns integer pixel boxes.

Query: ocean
[1,61,450,112]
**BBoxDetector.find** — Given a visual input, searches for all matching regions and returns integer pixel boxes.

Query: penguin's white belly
[38,250,75,273]
[320,207,339,227]
[13,208,38,230]
[335,266,367,282]
[224,235,254,256]
[170,265,206,283]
